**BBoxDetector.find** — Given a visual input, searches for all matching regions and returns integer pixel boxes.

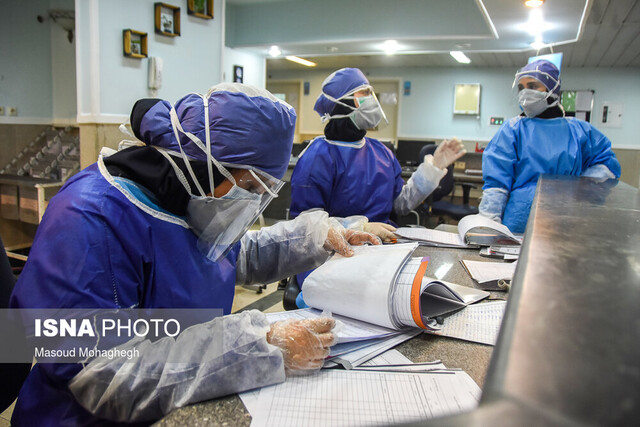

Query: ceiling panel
[258,0,640,71]
[615,32,640,66]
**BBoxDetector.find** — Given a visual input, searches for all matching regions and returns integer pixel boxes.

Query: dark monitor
[291,140,310,158]
[380,140,396,155]
[396,140,434,166]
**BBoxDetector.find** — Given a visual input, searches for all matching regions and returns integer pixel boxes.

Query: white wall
[0,0,55,123]
[51,1,77,123]
[269,66,640,149]
[76,0,224,123]
[223,48,266,88]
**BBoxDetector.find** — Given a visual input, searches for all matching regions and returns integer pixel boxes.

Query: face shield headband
[165,89,284,262]
[319,85,389,130]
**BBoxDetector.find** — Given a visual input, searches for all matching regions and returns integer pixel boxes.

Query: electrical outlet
[0,106,4,115]
[8,107,17,116]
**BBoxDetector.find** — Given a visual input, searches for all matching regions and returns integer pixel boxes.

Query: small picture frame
[123,29,148,58]
[187,0,213,19]
[154,2,181,37]
[233,65,244,83]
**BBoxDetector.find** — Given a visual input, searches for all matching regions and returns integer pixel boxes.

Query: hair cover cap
[132,83,296,180]
[517,59,561,95]
[314,68,370,117]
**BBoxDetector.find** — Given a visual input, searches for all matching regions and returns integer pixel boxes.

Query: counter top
[156,245,503,426]
[158,176,640,426]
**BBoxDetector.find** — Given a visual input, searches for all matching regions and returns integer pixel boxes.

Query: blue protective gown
[482,116,621,233]
[9,161,240,425]
[9,150,336,424]
[290,136,405,223]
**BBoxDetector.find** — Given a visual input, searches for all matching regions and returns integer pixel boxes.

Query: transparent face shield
[163,91,284,262]
[512,69,563,118]
[320,85,389,131]
[190,165,284,263]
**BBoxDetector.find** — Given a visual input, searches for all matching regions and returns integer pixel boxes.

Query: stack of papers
[426,301,507,346]
[461,259,517,290]
[266,309,421,369]
[240,350,481,427]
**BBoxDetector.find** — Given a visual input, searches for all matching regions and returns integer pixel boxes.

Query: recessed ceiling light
[525,0,544,7]
[268,46,281,57]
[285,56,317,67]
[382,40,399,55]
[450,51,471,64]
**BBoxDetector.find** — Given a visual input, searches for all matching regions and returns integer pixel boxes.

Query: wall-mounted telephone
[148,57,163,94]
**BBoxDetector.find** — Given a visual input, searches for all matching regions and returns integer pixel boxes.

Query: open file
[304,244,489,331]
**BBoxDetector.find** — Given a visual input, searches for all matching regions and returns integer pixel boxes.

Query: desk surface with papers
[156,176,640,427]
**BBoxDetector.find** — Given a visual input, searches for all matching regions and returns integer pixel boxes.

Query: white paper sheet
[241,349,417,415]
[360,349,413,366]
[250,369,480,427]
[265,309,399,343]
[458,214,518,241]
[325,329,422,369]
[461,260,517,283]
[304,244,418,329]
[427,301,507,345]
[394,227,468,247]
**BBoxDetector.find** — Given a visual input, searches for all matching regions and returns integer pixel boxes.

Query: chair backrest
[419,144,454,201]
[0,235,16,307]
[0,235,32,413]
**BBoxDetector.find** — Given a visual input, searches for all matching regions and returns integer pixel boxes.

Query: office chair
[418,145,479,226]
[0,235,32,412]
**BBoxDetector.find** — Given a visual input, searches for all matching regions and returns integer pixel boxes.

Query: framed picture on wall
[123,29,148,58]
[187,0,213,19]
[233,65,244,83]
[154,3,181,36]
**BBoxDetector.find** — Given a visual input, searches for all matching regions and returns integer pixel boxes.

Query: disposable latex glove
[363,222,397,243]
[323,227,381,257]
[266,317,336,371]
[433,138,466,170]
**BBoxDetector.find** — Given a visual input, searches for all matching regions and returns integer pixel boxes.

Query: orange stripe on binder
[410,256,429,329]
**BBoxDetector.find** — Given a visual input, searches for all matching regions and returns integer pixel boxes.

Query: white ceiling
[225,0,640,70]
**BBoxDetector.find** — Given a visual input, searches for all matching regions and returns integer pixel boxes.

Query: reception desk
[157,176,640,425]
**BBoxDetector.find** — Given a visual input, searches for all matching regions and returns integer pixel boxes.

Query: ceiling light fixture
[285,56,317,67]
[450,51,471,64]
[524,0,544,7]
[382,40,399,55]
[531,35,546,50]
[268,45,281,57]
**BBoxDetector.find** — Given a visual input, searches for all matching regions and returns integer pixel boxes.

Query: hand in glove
[267,317,336,371]
[363,222,397,243]
[323,226,381,257]
[433,138,466,170]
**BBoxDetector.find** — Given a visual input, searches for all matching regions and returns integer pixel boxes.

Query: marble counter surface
[156,245,506,426]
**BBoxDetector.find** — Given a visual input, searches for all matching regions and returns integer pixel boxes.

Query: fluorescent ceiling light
[525,0,544,7]
[450,51,471,64]
[268,45,281,57]
[285,56,317,67]
[382,40,399,55]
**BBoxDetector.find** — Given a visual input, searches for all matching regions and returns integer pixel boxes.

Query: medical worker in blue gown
[9,83,379,425]
[289,68,465,307]
[479,59,621,233]
[290,68,465,242]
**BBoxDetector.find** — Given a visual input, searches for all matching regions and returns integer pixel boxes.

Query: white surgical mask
[319,86,389,130]
[513,68,563,118]
[349,95,385,130]
[517,89,559,118]
[161,89,283,262]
